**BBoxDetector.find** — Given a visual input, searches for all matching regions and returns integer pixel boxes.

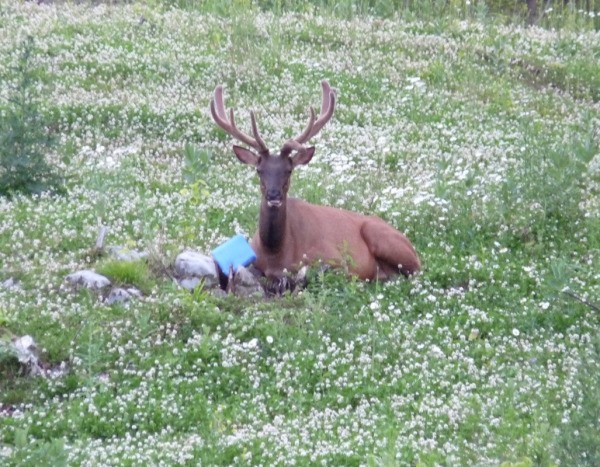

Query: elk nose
[266,189,283,207]
[266,188,281,201]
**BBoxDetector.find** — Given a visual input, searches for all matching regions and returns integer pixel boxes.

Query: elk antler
[292,80,336,145]
[210,85,269,154]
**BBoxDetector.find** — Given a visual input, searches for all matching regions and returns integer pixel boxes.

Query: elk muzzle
[265,188,284,208]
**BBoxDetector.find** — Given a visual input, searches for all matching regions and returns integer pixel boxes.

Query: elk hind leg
[361,218,421,278]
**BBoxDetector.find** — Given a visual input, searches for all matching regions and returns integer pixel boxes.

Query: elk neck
[259,198,288,253]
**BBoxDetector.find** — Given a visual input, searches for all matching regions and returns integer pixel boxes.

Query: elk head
[210,81,336,209]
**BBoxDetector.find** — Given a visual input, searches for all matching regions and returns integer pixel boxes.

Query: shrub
[0,36,62,197]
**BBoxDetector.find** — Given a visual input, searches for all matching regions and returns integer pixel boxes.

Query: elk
[210,80,420,285]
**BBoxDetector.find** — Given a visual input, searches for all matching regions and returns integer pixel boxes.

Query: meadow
[0,1,599,465]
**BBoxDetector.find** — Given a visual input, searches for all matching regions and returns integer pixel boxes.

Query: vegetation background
[0,0,599,465]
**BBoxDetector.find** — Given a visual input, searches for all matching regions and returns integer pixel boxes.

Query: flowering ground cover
[0,2,599,465]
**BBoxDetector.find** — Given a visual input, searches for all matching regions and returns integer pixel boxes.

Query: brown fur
[251,197,420,281]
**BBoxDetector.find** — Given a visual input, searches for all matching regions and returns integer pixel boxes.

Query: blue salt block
[211,235,257,274]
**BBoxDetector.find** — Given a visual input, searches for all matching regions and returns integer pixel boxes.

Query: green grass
[0,1,599,465]
[95,259,155,294]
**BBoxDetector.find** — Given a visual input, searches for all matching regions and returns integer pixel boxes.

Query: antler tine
[213,85,227,119]
[319,80,332,115]
[293,107,317,145]
[250,111,268,153]
[293,80,336,145]
[210,85,269,154]
[209,97,227,128]
[306,80,336,141]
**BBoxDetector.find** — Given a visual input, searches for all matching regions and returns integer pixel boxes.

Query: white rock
[174,251,218,287]
[12,335,42,375]
[13,335,37,364]
[65,270,111,290]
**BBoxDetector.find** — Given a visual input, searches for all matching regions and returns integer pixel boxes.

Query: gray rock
[65,270,111,290]
[1,278,21,290]
[107,245,148,262]
[105,287,142,305]
[174,251,218,288]
[178,277,202,291]
[13,335,39,365]
[232,266,265,298]
[12,335,42,376]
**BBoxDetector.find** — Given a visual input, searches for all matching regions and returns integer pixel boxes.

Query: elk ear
[292,146,315,167]
[232,145,260,166]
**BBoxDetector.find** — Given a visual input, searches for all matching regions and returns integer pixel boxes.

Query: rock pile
[61,246,272,304]
[173,251,265,298]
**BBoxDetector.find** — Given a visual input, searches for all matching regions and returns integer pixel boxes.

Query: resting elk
[210,80,420,286]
